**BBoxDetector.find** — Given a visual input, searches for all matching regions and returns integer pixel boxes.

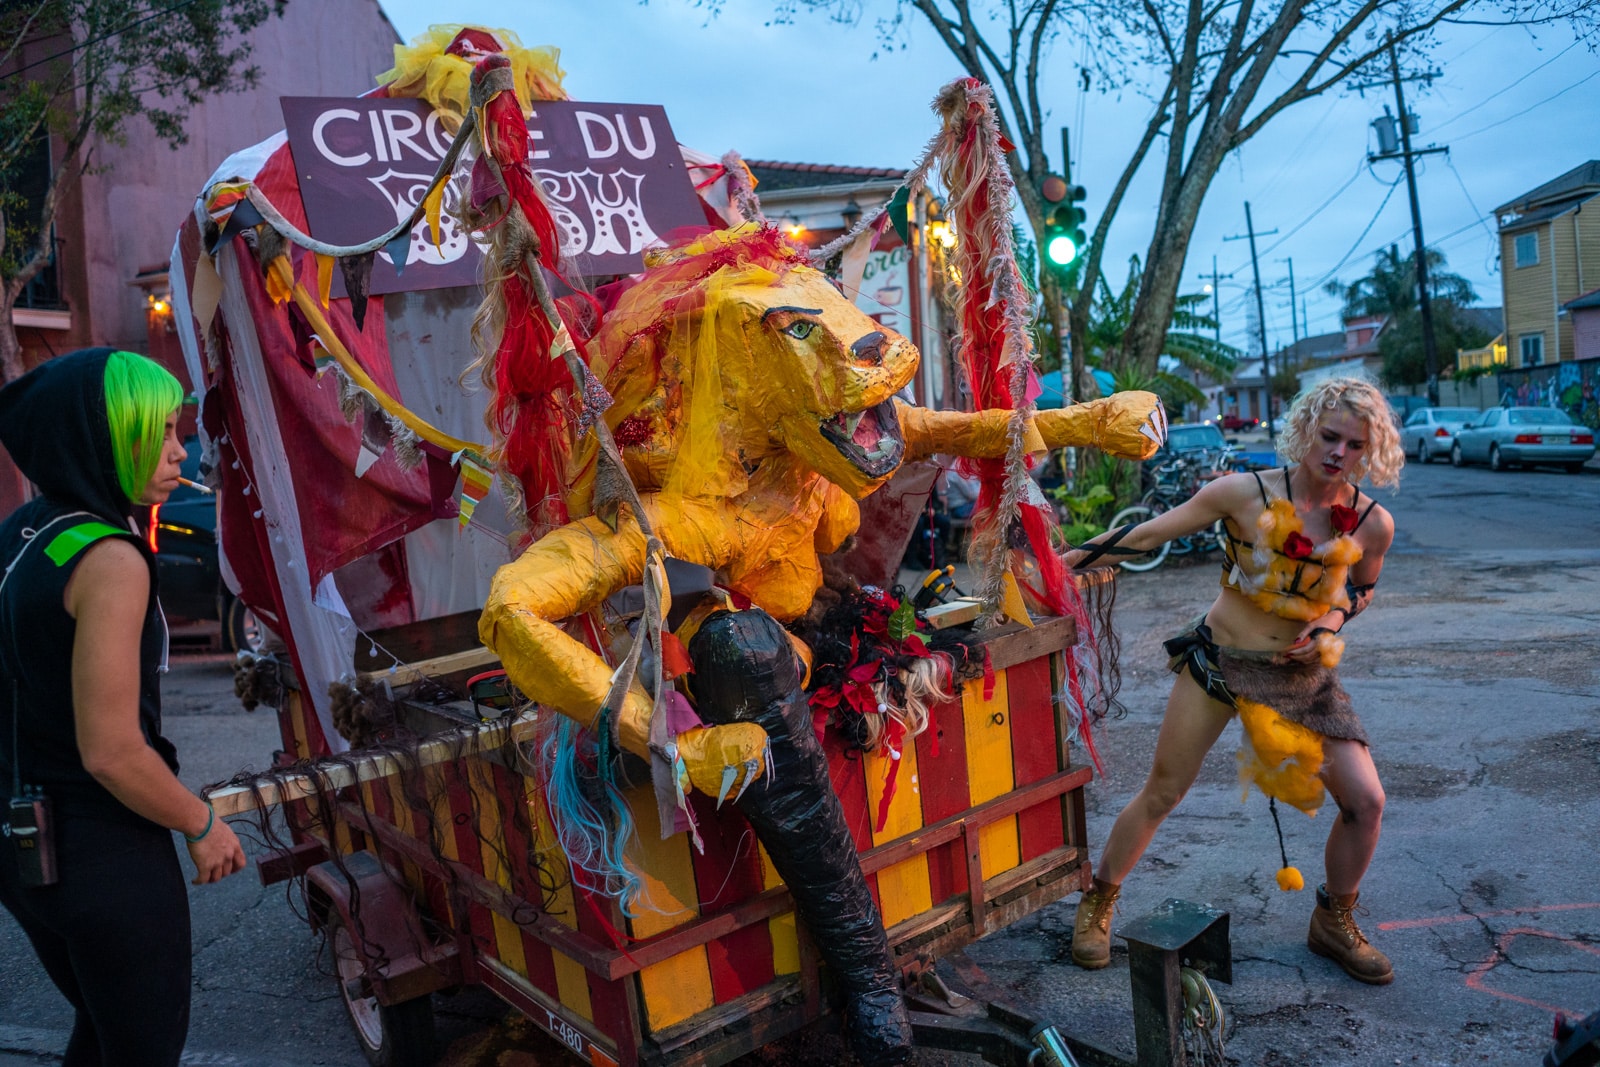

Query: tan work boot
[1307,884,1394,985]
[1070,878,1121,969]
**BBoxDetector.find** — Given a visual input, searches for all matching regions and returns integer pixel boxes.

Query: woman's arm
[1063,474,1250,569]
[66,538,246,885]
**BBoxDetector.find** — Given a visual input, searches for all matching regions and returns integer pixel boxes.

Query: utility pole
[1283,258,1300,346]
[1226,203,1279,442]
[1199,255,1224,343]
[1363,34,1447,405]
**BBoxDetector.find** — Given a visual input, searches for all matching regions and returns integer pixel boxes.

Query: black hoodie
[0,348,177,820]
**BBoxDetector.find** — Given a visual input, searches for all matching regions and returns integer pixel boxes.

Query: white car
[1450,407,1597,473]
[1401,407,1480,464]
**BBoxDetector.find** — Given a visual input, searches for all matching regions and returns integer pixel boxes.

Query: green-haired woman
[0,348,245,1065]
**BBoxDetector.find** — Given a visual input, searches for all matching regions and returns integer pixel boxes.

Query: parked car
[1159,422,1229,460]
[1220,413,1259,432]
[1401,407,1480,464]
[138,438,263,650]
[1450,407,1596,473]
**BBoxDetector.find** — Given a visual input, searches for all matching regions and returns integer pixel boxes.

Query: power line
[1443,155,1497,242]
[1449,68,1600,144]
[1257,162,1366,259]
[1430,38,1580,134]
[1308,178,1404,291]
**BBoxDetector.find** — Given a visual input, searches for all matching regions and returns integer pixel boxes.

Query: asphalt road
[2,460,1597,1066]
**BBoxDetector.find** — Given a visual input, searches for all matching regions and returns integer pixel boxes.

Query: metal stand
[904,899,1232,1067]
[1120,900,1232,1067]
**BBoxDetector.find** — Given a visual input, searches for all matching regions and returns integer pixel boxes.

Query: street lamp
[841,196,862,230]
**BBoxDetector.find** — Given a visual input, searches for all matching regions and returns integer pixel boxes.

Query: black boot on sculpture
[689,609,915,1064]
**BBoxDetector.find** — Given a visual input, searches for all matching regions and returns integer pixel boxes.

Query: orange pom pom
[1276,866,1305,891]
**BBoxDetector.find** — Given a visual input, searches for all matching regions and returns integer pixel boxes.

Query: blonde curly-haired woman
[1064,377,1404,985]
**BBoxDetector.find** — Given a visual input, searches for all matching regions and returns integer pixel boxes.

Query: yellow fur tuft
[1276,866,1305,891]
[1236,698,1326,815]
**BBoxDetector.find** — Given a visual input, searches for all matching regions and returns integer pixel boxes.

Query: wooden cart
[238,612,1096,1067]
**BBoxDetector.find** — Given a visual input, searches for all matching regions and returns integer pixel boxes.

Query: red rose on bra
[1329,504,1360,534]
[1282,531,1315,560]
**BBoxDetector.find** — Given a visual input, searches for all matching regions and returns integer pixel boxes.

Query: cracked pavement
[964,462,1600,1066]
[2,461,1597,1065]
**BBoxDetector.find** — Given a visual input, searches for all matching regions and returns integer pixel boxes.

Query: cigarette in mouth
[178,477,214,495]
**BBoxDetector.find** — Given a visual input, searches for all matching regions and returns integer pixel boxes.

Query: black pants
[0,806,191,1067]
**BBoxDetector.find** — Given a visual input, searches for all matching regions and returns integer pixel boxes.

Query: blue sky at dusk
[379,1,1600,354]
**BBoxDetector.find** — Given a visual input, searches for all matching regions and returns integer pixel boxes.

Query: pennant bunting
[423,181,445,252]
[355,397,391,478]
[456,451,494,528]
[338,252,375,331]
[385,229,412,277]
[315,253,335,308]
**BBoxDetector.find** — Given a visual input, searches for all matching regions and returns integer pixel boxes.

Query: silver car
[1450,407,1596,473]
[1401,406,1480,464]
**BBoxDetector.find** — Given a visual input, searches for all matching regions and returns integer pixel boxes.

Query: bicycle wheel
[1104,504,1170,572]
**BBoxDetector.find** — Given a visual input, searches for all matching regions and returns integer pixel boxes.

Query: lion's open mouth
[820,399,904,478]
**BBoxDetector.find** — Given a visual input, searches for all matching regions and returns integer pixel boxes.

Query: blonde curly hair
[1278,377,1404,488]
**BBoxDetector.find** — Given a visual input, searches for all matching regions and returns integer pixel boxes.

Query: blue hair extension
[540,716,646,917]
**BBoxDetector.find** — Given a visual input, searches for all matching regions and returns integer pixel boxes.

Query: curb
[0,1025,306,1067]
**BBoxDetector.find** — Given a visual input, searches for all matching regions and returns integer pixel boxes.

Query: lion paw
[674,722,770,801]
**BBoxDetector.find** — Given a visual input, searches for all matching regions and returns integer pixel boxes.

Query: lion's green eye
[781,320,816,341]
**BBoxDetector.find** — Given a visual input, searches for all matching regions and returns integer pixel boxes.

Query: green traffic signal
[1040,176,1088,273]
[1046,232,1079,266]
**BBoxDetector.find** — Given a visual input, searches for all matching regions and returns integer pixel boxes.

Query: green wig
[103,350,184,503]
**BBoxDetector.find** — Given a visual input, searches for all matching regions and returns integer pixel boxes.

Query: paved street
[1,461,1597,1065]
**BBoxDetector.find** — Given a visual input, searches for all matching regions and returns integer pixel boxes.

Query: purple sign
[280,96,707,293]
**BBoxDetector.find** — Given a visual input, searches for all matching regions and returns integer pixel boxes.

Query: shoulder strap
[1281,466,1294,504]
[1353,497,1381,529]
[1250,471,1270,507]
[44,521,129,567]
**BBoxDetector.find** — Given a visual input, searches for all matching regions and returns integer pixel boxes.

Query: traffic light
[1040,174,1087,273]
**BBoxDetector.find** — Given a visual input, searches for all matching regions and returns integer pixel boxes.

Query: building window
[1513,232,1540,268]
[1519,333,1544,366]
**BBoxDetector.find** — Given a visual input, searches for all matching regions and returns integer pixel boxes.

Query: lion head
[588,225,919,503]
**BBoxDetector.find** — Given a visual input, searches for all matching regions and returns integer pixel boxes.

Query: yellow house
[1497,160,1600,367]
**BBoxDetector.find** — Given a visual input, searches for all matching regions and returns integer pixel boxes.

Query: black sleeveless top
[0,350,177,823]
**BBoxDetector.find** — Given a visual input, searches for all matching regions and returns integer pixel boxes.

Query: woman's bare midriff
[1203,584,1307,653]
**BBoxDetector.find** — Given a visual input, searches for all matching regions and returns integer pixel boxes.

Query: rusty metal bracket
[905,950,1131,1067]
[1119,899,1232,1067]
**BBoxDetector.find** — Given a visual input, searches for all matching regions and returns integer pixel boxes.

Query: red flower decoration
[1329,504,1360,535]
[1282,531,1315,560]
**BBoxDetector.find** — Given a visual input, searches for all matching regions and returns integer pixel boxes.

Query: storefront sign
[280,97,707,293]
[854,244,910,333]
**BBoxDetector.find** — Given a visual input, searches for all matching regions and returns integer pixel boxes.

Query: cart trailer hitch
[906,899,1231,1067]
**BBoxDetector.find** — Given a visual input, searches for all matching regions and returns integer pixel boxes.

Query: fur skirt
[1165,616,1368,745]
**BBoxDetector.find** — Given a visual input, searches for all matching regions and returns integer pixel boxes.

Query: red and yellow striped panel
[913,695,972,905]
[863,738,932,928]
[686,794,775,1004]
[523,772,596,1022]
[1006,655,1067,861]
[623,782,716,1032]
[963,669,1020,880]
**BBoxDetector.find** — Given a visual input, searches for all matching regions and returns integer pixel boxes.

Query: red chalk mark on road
[1462,928,1600,1018]
[1377,901,1600,932]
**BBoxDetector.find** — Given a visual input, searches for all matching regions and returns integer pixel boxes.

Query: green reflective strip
[44,522,127,567]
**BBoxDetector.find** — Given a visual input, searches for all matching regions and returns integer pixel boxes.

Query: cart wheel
[330,917,436,1067]
[221,594,266,653]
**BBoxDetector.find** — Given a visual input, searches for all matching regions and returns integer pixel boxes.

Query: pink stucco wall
[78,0,401,352]
[1572,306,1600,362]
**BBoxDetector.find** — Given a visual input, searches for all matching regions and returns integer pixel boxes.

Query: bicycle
[1104,455,1227,573]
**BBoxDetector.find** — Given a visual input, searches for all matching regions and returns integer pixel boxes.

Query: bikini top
[1219,468,1378,622]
